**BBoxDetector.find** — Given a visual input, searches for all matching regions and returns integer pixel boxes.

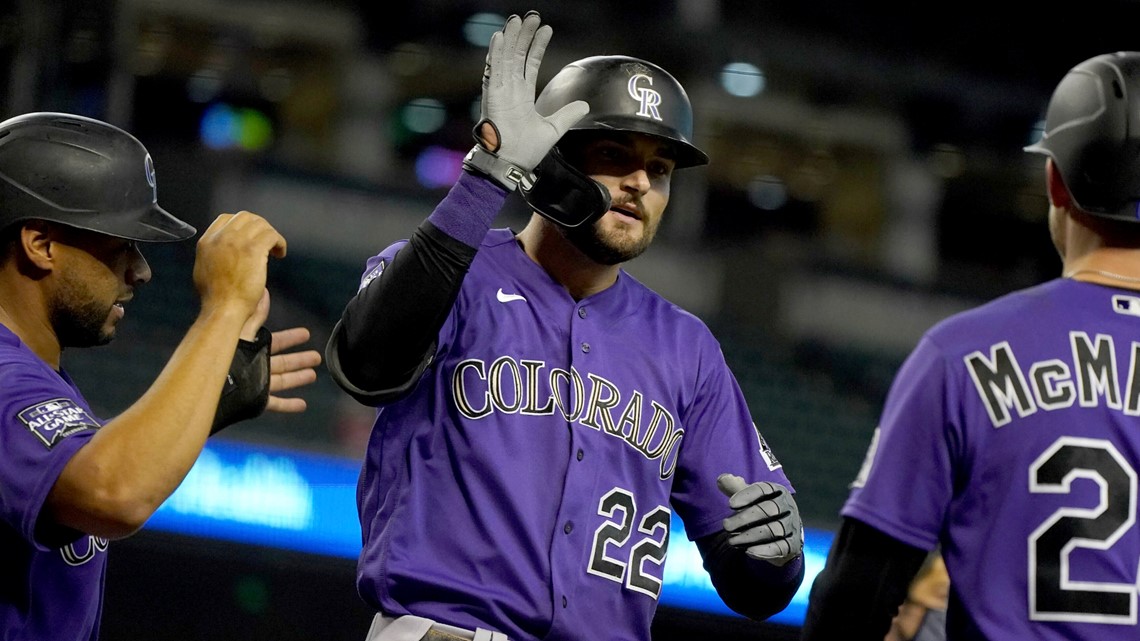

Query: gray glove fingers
[480,28,502,121]
[500,13,530,70]
[717,473,747,497]
[723,496,791,534]
[716,473,803,566]
[524,24,553,87]
[486,27,507,89]
[743,539,795,565]
[726,515,788,544]
[483,29,501,81]
[513,12,543,62]
[544,100,590,138]
[728,480,787,510]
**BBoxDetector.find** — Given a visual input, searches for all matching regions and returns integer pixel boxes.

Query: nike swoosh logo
[496,288,527,303]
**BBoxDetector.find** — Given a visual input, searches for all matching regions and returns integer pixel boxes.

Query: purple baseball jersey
[354,228,789,639]
[844,279,1140,640]
[0,325,106,640]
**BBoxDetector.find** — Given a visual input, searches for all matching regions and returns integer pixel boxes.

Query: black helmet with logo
[522,55,708,227]
[0,112,196,241]
[1024,52,1140,222]
[536,55,708,168]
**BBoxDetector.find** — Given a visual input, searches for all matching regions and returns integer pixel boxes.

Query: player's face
[561,132,675,265]
[49,228,151,347]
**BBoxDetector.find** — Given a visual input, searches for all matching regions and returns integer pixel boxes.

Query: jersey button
[562,595,568,608]
[563,521,573,534]
[576,448,584,461]
[581,342,590,353]
[578,307,587,319]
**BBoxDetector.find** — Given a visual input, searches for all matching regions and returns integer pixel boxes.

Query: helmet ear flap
[520,146,611,228]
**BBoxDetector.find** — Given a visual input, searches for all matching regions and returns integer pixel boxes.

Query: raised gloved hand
[717,474,804,567]
[463,11,589,191]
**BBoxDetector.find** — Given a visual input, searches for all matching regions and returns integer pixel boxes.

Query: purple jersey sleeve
[0,327,108,641]
[841,335,953,549]
[670,334,792,540]
[0,361,100,548]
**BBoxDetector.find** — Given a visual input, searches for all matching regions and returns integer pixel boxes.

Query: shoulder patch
[359,260,387,291]
[850,427,881,489]
[753,422,782,471]
[19,398,99,449]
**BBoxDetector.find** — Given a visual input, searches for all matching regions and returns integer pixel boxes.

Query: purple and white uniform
[0,325,106,641]
[845,278,1140,640]
[351,177,791,641]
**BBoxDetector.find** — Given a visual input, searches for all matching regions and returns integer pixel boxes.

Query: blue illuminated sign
[147,439,832,626]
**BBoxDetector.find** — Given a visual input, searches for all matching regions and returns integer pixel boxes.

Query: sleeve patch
[358,260,387,291]
[19,398,99,449]
[850,427,881,489]
[754,422,782,471]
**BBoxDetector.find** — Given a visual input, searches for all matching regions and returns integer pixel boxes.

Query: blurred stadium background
[5,0,1140,639]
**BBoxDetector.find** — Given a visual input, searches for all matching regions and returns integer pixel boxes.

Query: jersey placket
[545,301,601,639]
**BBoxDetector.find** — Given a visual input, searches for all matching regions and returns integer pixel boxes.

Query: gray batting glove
[717,474,804,567]
[462,11,589,191]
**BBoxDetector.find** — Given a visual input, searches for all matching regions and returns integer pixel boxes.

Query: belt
[422,630,470,641]
[365,613,509,641]
[423,628,508,641]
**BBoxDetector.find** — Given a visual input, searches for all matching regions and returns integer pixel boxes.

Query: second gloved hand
[465,11,589,190]
[717,474,804,567]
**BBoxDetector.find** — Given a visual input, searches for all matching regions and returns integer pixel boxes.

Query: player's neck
[0,276,61,368]
[1062,247,1140,290]
[516,218,620,300]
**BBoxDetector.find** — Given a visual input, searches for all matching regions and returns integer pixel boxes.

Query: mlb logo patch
[19,398,99,449]
[1112,295,1140,318]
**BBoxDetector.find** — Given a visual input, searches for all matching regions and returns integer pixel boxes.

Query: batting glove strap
[463,144,534,192]
[211,326,271,434]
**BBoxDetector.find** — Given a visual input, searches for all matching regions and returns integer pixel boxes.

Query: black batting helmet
[0,112,196,241]
[521,55,708,228]
[536,55,709,168]
[1024,51,1140,222]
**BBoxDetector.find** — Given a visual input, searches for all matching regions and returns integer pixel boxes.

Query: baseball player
[0,112,322,641]
[802,51,1140,640]
[326,11,804,641]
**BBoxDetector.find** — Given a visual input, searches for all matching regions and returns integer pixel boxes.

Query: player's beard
[50,270,117,348]
[562,214,659,266]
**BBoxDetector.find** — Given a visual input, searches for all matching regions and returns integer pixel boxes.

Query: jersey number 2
[1029,436,1137,624]
[587,487,671,599]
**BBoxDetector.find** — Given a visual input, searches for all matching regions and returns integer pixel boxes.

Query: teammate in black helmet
[803,51,1140,641]
[327,11,804,641]
[0,112,322,641]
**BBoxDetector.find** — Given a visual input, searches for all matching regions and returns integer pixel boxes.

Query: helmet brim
[86,203,198,242]
[568,118,710,168]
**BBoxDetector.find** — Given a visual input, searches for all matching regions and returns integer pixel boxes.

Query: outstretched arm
[45,212,287,540]
[327,11,588,405]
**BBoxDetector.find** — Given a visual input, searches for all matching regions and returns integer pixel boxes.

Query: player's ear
[1045,158,1073,210]
[18,220,58,271]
